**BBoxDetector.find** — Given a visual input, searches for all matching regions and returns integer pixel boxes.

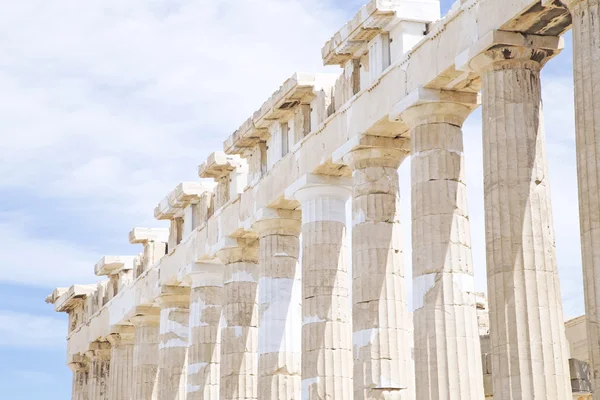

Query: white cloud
[0,0,348,288]
[0,310,66,348]
[0,0,345,216]
[0,213,100,287]
[0,0,587,320]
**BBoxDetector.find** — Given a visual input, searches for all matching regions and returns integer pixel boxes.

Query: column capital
[332,135,410,170]
[107,325,135,346]
[251,208,301,237]
[129,305,160,326]
[390,87,480,129]
[216,238,259,264]
[86,341,111,361]
[68,353,89,372]
[285,174,352,203]
[542,0,593,11]
[156,285,191,308]
[456,30,563,73]
[179,261,224,288]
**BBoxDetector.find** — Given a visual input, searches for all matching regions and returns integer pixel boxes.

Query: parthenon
[46,0,600,399]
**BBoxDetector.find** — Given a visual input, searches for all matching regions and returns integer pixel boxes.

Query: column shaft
[131,313,160,400]
[107,328,135,400]
[253,211,302,400]
[87,344,111,400]
[403,102,484,399]
[70,361,89,400]
[187,271,223,400]
[218,241,260,400]
[568,0,600,393]
[292,178,353,400]
[347,147,413,400]
[481,48,571,398]
[158,287,190,400]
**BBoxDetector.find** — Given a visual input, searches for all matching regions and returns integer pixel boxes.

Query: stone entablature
[155,182,216,251]
[48,0,600,399]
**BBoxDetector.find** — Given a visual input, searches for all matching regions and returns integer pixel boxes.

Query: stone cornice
[128,227,169,245]
[456,30,564,72]
[223,73,337,155]
[322,0,440,66]
[94,255,136,277]
[198,152,247,179]
[54,0,578,362]
[51,284,97,313]
[154,182,216,220]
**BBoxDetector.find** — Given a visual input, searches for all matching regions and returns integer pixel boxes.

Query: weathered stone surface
[46,1,592,400]
[157,286,190,400]
[398,90,484,400]
[289,175,353,400]
[252,210,302,400]
[217,240,260,400]
[86,342,111,400]
[184,263,224,400]
[106,327,135,400]
[560,0,600,394]
[130,309,160,400]
[471,42,571,399]
[341,143,413,400]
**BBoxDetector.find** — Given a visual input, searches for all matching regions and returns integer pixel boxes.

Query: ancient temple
[47,0,600,399]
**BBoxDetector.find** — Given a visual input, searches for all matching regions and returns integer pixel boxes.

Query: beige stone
[288,174,353,400]
[106,326,135,400]
[182,262,224,400]
[217,240,260,400]
[337,138,413,400]
[157,286,191,400]
[461,36,572,399]
[558,0,600,395]
[46,2,589,400]
[395,88,484,400]
[252,209,302,400]
[130,308,160,400]
[86,342,111,400]
[69,355,90,400]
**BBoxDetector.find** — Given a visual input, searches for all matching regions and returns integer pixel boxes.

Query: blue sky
[0,1,582,398]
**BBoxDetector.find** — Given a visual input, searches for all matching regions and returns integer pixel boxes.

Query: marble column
[184,262,224,400]
[157,286,191,400]
[395,90,484,400]
[342,141,413,400]
[107,326,135,400]
[86,342,111,400]
[216,240,260,400]
[130,307,160,400]
[252,209,302,400]
[288,174,353,400]
[69,355,89,400]
[471,41,571,398]
[562,0,600,394]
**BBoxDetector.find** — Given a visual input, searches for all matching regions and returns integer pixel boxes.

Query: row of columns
[71,5,600,398]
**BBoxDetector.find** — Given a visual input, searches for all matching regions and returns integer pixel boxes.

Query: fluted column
[562,0,600,394]
[86,342,111,400]
[216,240,260,400]
[157,286,191,400]
[131,307,160,400]
[287,174,353,400]
[395,90,484,399]
[252,209,302,400]
[184,262,224,400]
[340,139,413,400]
[465,37,571,399]
[107,326,135,400]
[69,355,89,400]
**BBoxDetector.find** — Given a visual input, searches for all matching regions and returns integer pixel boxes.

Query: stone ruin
[47,0,600,399]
